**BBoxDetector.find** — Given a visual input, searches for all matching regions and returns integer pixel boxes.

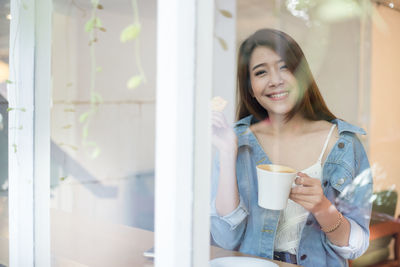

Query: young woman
[211,29,372,266]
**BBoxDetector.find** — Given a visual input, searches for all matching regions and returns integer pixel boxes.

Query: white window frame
[9,0,214,266]
[154,0,214,266]
[8,0,52,266]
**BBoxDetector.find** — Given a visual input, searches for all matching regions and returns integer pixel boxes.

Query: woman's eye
[255,70,266,76]
[280,65,288,70]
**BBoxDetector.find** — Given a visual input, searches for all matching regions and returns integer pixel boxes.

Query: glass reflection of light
[285,0,313,21]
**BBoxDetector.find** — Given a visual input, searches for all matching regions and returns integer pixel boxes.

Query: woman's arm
[215,151,240,215]
[212,111,241,215]
[210,111,248,249]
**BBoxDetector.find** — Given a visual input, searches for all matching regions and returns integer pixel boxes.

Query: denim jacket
[210,115,373,267]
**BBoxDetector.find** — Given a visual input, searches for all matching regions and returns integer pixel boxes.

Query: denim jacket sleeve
[210,151,249,250]
[324,132,373,259]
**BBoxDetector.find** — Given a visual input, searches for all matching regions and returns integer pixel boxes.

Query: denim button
[306,220,313,226]
[300,254,307,260]
[338,142,345,149]
[337,178,345,185]
[323,181,328,187]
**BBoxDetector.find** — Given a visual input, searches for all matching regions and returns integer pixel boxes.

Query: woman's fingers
[295,173,320,187]
[212,111,229,128]
[291,185,317,195]
[212,113,224,128]
[290,193,324,208]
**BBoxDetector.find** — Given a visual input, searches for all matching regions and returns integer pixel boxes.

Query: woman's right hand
[212,111,238,155]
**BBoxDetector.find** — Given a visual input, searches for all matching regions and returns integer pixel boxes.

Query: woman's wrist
[311,195,332,216]
[312,197,345,234]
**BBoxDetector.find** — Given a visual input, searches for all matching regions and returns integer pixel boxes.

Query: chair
[350,190,400,267]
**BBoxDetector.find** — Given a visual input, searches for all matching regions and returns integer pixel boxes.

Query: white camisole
[274,124,337,254]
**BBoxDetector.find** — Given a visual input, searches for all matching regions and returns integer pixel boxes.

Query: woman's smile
[266,91,289,101]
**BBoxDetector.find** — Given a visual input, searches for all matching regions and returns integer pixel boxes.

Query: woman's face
[249,46,300,117]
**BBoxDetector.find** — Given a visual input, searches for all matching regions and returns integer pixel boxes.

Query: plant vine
[79,0,106,159]
[120,0,146,89]
[214,0,233,51]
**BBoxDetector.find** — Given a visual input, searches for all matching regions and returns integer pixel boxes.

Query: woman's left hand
[289,172,330,214]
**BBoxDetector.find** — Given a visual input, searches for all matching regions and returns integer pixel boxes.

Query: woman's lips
[266,91,289,101]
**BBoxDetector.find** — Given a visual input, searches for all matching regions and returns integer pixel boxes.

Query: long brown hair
[236,28,336,122]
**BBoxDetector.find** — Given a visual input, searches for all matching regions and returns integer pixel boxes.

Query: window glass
[210,1,400,265]
[50,0,156,265]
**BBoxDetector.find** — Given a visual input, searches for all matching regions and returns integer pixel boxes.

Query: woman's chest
[255,134,328,171]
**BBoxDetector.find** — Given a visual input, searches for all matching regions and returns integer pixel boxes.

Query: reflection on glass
[50,0,156,265]
[211,1,400,266]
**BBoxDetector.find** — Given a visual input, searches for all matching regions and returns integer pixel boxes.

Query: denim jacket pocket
[328,165,355,201]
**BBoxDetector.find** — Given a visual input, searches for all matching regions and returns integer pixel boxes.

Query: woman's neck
[256,113,310,137]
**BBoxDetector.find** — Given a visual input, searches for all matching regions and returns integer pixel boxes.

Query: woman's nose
[268,70,283,87]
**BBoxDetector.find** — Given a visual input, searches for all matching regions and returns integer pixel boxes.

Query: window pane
[210,1,399,266]
[50,0,156,265]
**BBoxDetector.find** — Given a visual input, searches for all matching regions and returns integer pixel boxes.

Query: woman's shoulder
[330,119,366,136]
[305,120,338,139]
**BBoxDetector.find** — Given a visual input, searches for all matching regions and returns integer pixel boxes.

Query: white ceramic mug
[256,164,297,210]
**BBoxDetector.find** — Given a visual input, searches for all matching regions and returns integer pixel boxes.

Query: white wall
[50,0,157,230]
[370,4,400,216]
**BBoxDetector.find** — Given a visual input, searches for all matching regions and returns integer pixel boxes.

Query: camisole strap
[317,124,336,163]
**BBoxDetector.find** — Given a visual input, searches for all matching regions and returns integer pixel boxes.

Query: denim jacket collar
[235,115,366,148]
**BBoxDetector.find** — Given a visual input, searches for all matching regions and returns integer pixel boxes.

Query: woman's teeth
[268,92,288,98]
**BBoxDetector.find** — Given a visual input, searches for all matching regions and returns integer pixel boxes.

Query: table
[51,209,300,266]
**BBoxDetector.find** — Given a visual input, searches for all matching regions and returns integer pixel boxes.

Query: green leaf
[60,176,67,181]
[62,124,72,129]
[219,9,233,18]
[127,75,142,89]
[91,147,101,159]
[86,141,97,147]
[82,125,89,139]
[20,108,26,112]
[85,18,96,32]
[91,92,103,104]
[12,143,17,153]
[217,37,228,51]
[79,111,90,123]
[5,80,12,84]
[7,107,13,112]
[120,23,141,43]
[95,17,102,28]
[96,66,103,72]
[99,27,106,32]
[69,145,79,151]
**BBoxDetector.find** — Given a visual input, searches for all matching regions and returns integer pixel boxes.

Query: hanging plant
[79,0,106,159]
[214,0,232,51]
[120,0,146,89]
